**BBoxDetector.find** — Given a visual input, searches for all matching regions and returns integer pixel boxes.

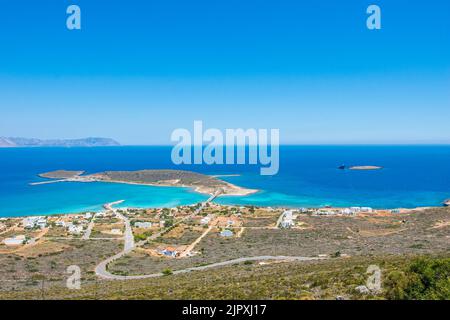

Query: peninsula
[36,169,257,196]
[0,137,120,148]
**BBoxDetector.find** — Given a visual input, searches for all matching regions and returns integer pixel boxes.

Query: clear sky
[0,0,449,145]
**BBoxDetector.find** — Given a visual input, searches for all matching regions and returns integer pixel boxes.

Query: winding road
[94,200,135,280]
[96,255,324,280]
[95,195,324,281]
[95,196,217,280]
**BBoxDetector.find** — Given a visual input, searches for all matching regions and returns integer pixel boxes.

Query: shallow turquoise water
[1,181,208,217]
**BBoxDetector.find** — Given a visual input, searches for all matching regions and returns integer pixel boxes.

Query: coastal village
[0,197,448,299]
[2,168,440,261]
[0,201,423,258]
[1,168,448,300]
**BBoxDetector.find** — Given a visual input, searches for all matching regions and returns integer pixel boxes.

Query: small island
[338,165,383,171]
[35,169,257,197]
[349,166,383,171]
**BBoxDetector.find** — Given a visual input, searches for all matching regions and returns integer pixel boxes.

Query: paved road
[275,211,285,228]
[136,189,222,247]
[95,201,135,278]
[45,236,122,241]
[81,217,95,240]
[95,248,135,279]
[116,210,135,251]
[97,190,292,281]
[104,201,135,251]
[96,255,325,280]
[96,198,207,278]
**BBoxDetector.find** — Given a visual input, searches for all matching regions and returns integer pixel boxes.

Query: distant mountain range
[0,137,120,147]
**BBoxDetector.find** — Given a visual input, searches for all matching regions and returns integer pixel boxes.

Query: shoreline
[3,169,443,219]
[0,198,444,219]
[33,169,258,197]
[35,176,259,198]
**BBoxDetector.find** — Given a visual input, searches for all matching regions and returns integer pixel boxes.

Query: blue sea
[1,146,450,217]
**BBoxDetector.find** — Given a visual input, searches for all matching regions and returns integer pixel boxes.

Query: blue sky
[0,0,449,145]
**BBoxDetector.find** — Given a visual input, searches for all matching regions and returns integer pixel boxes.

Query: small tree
[162,268,173,276]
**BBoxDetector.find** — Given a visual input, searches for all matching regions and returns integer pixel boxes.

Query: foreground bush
[384,257,450,300]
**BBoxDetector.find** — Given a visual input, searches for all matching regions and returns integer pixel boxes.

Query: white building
[316,210,334,216]
[22,216,46,229]
[280,210,295,228]
[3,235,26,246]
[36,218,47,229]
[67,224,83,234]
[135,222,152,229]
[200,217,211,225]
[55,220,66,227]
[341,208,354,215]
[284,210,294,220]
[160,248,178,257]
[110,228,122,235]
[280,219,294,228]
[220,229,234,237]
[95,212,106,218]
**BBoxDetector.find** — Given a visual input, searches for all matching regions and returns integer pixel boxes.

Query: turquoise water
[1,181,208,217]
[1,146,450,216]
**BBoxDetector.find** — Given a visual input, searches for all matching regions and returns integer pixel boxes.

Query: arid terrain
[0,203,448,299]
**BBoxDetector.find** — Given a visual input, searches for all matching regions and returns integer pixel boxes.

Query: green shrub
[384,257,450,300]
[162,268,173,276]
[332,251,341,258]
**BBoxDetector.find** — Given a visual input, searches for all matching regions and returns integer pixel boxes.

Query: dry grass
[15,240,71,258]
[2,254,447,300]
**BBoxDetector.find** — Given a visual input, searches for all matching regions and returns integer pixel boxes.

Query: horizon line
[93,142,450,147]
